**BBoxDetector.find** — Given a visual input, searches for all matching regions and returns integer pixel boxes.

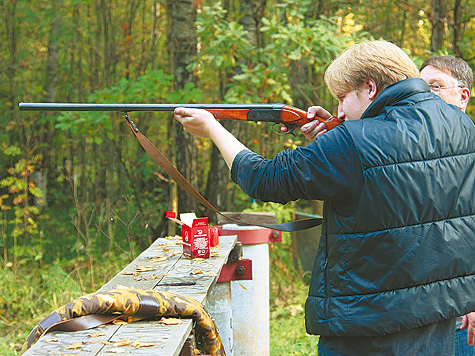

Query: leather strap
[125,115,322,232]
[46,314,122,333]
[26,312,121,347]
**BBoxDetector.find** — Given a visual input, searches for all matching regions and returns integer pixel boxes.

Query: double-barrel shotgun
[18,102,342,133]
[18,101,328,230]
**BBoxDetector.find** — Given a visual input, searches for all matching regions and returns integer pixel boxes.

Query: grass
[268,237,320,356]
[0,264,84,355]
[269,278,319,355]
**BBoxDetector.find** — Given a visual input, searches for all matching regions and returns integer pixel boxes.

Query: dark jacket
[232,78,475,337]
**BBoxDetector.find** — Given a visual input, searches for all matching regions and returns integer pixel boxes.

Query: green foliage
[0,144,44,267]
[194,2,353,105]
[55,69,180,135]
[260,13,347,66]
[194,3,252,75]
[243,201,293,223]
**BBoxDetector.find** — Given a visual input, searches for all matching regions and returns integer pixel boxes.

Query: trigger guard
[272,123,296,136]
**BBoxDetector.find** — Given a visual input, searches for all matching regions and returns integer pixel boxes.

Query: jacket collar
[361,78,430,119]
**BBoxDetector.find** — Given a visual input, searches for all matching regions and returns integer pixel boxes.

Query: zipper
[322,208,330,318]
[324,255,330,318]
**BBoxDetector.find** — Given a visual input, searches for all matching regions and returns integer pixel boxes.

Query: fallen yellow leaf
[113,338,132,346]
[132,341,157,348]
[159,317,182,325]
[66,342,83,350]
[112,319,128,325]
[88,332,106,337]
[149,256,167,262]
[135,265,153,272]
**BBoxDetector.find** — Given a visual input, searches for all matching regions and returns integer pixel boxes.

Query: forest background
[1,0,474,355]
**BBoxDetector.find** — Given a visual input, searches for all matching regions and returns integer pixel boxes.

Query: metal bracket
[217,259,252,282]
[228,242,243,262]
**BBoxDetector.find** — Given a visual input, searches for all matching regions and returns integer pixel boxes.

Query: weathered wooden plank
[97,320,193,356]
[156,277,214,305]
[156,236,236,305]
[22,324,119,355]
[99,236,184,291]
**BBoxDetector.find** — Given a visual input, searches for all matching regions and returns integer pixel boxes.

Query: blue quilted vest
[305,78,475,337]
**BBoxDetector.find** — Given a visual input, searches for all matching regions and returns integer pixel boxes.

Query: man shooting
[174,40,475,355]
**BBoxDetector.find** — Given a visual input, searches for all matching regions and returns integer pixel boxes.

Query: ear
[364,78,379,100]
[459,87,471,112]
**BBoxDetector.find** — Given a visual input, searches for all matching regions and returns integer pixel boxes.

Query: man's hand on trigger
[301,106,334,141]
[174,108,220,138]
[280,105,334,140]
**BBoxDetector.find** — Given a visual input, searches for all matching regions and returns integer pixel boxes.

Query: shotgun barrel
[18,102,283,112]
[18,102,343,129]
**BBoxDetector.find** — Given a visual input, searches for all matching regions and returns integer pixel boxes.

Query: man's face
[337,87,373,121]
[420,65,464,110]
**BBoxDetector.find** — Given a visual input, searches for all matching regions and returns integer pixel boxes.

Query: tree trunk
[41,1,62,208]
[452,0,463,57]
[167,0,198,215]
[238,0,266,48]
[2,0,18,127]
[2,0,16,106]
[430,0,447,53]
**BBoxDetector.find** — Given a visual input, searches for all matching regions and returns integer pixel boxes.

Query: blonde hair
[325,40,420,98]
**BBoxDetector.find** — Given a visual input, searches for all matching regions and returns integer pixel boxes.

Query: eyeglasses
[428,84,462,94]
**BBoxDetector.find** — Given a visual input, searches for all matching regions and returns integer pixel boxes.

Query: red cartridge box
[166,211,210,259]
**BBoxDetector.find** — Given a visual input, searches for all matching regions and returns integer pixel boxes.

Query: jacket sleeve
[230,125,363,205]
